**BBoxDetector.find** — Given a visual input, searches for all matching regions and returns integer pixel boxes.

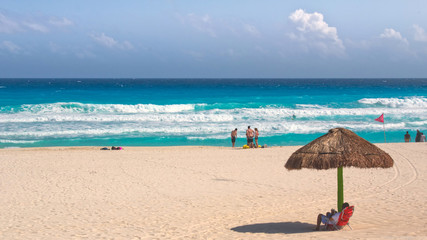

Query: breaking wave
[358,97,427,108]
[0,104,425,124]
[0,119,413,139]
[0,102,205,114]
[0,139,37,144]
[0,97,425,144]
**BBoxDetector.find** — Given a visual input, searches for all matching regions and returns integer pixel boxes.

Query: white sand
[0,143,426,239]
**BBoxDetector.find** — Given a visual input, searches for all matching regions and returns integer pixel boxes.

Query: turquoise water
[0,78,426,148]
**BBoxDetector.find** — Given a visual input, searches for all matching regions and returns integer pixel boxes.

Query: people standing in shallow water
[404,131,411,142]
[254,128,259,148]
[415,130,421,142]
[421,133,426,142]
[231,128,237,148]
[246,126,254,148]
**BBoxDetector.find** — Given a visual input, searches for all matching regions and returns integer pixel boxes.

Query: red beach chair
[325,205,354,231]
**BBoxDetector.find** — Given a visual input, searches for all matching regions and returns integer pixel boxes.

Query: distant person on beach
[315,202,350,231]
[404,131,411,142]
[415,130,421,142]
[246,126,254,148]
[231,128,237,148]
[254,128,259,148]
[421,133,426,142]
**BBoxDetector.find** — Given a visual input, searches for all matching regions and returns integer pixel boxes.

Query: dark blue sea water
[0,78,426,148]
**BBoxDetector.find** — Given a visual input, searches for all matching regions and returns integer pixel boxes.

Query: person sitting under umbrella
[315,202,350,231]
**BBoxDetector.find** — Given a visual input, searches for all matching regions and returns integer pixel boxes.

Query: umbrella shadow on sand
[231,221,316,234]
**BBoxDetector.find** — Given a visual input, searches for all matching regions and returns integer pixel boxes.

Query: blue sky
[1,0,427,78]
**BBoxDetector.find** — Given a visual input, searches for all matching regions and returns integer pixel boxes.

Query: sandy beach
[0,143,426,239]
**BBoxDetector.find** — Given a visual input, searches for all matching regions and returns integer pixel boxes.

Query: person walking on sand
[231,128,237,148]
[404,131,411,142]
[254,128,259,148]
[246,126,254,148]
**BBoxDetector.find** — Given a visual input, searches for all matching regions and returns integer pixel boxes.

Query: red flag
[375,114,384,123]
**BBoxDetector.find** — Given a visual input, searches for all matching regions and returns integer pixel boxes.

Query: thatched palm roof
[285,128,394,170]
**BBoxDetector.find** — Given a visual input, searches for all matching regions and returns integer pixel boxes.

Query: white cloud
[122,41,134,50]
[179,13,217,38]
[0,40,21,53]
[288,9,344,55]
[23,22,49,33]
[0,13,21,33]
[49,17,73,27]
[380,28,408,44]
[244,24,260,37]
[91,33,117,48]
[413,25,427,42]
[1,13,74,34]
[90,33,134,50]
[177,13,264,39]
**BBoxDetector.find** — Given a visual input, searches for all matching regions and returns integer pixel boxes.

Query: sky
[1,0,427,78]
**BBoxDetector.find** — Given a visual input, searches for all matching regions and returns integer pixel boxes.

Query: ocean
[0,78,426,148]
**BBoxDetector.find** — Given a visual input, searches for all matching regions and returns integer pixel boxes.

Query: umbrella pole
[337,166,344,212]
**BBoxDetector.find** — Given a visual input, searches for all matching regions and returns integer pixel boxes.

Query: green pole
[337,166,344,212]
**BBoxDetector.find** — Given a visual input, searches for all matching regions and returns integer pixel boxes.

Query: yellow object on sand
[243,145,249,149]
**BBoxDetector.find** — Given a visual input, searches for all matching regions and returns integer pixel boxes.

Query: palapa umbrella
[285,128,393,211]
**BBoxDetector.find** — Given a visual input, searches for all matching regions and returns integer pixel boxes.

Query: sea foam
[358,97,427,108]
[0,100,426,125]
[1,96,426,145]
[11,102,204,114]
